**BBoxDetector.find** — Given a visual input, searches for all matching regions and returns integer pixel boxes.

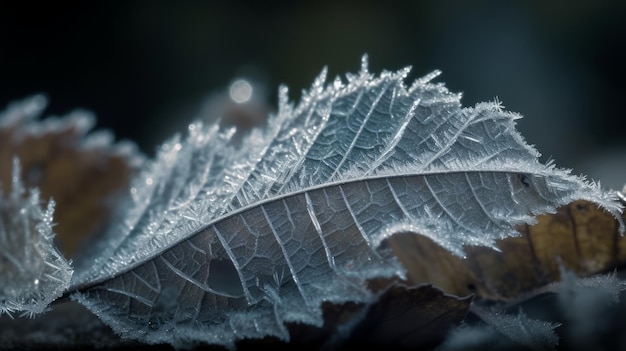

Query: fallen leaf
[0,95,143,257]
[389,200,626,300]
[275,281,472,350]
[349,282,472,348]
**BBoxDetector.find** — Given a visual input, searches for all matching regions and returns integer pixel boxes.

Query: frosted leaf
[0,159,72,317]
[0,94,144,258]
[479,310,560,351]
[439,310,560,351]
[69,55,623,349]
[556,269,626,350]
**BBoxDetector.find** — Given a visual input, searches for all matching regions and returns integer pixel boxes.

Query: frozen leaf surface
[0,159,72,317]
[69,56,623,348]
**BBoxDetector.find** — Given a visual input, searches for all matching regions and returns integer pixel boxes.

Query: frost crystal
[0,159,72,317]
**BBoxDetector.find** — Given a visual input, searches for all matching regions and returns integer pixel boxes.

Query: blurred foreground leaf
[0,95,143,256]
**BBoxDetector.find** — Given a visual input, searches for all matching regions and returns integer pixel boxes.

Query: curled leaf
[349,282,472,348]
[282,281,472,349]
[441,308,560,351]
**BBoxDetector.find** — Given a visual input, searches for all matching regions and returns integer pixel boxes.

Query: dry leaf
[389,199,625,300]
[348,282,472,349]
[255,281,472,350]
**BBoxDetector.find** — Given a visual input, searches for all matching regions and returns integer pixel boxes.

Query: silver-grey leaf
[69,55,624,349]
[0,158,72,317]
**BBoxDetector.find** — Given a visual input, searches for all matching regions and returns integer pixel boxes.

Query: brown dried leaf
[389,199,625,300]
[0,96,143,257]
[349,282,472,348]
[282,281,471,350]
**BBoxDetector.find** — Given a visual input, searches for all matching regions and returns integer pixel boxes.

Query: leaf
[347,281,472,348]
[259,281,472,350]
[0,95,144,257]
[67,56,623,348]
[476,309,561,351]
[453,270,626,351]
[0,159,72,317]
[389,199,626,300]
[440,308,561,351]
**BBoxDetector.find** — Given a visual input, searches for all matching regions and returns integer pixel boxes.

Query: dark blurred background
[1,1,625,188]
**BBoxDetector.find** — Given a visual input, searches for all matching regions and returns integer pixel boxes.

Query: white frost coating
[442,309,561,350]
[69,56,623,349]
[0,159,73,317]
